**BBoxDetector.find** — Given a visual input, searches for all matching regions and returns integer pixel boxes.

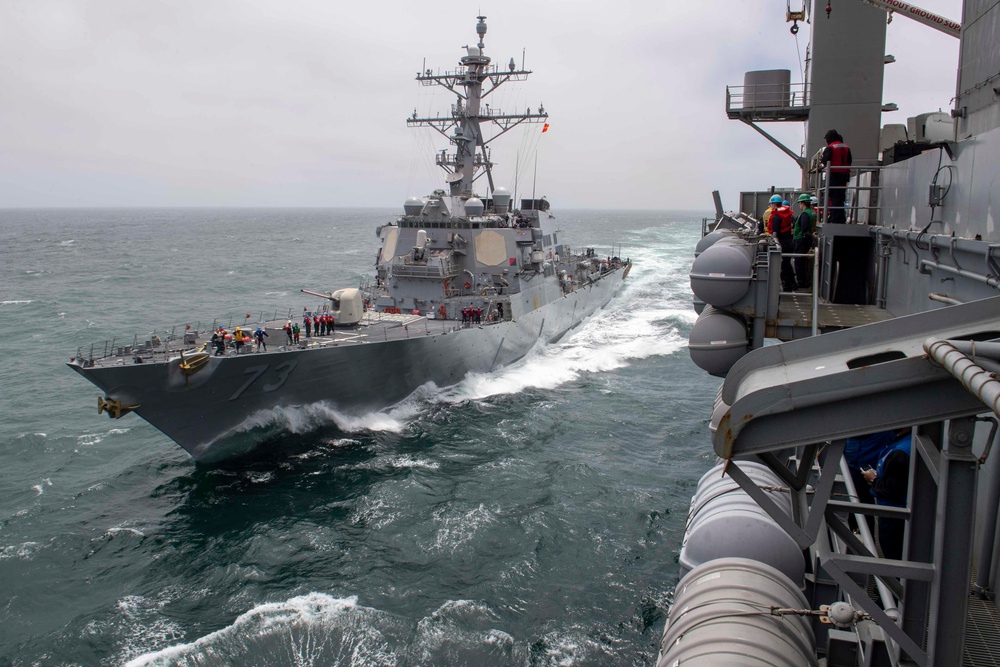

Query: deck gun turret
[300,287,365,326]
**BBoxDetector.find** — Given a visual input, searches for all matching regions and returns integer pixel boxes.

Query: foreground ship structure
[660,2,1000,666]
[68,17,629,463]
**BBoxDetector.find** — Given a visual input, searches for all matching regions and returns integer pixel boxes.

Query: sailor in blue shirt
[862,430,912,560]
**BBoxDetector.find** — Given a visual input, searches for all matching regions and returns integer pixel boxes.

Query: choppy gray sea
[0,207,719,666]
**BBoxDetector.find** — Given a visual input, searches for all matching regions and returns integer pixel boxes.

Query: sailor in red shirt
[821,129,853,223]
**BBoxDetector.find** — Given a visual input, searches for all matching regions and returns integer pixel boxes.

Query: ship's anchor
[97,396,140,419]
[179,350,211,378]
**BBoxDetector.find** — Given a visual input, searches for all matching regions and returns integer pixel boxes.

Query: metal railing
[725,82,810,114]
[778,242,823,337]
[75,272,386,364]
[815,163,887,226]
[74,309,304,364]
[392,256,460,280]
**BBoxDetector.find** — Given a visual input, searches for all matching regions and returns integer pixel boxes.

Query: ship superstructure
[68,17,630,463]
[661,2,1000,666]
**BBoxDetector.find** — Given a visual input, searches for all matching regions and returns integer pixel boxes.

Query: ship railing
[392,264,434,279]
[74,309,307,364]
[392,258,458,280]
[814,162,886,226]
[358,310,465,337]
[434,149,486,167]
[778,243,823,337]
[725,82,810,120]
[417,64,530,86]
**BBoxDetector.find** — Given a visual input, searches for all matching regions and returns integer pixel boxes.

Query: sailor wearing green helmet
[793,193,817,290]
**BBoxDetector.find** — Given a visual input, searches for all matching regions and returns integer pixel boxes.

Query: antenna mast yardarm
[407,16,548,197]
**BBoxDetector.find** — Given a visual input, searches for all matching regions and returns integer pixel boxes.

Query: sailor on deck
[771,200,797,292]
[820,129,853,224]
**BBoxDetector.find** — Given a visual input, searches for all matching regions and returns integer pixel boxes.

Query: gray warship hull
[68,16,633,463]
[70,268,625,462]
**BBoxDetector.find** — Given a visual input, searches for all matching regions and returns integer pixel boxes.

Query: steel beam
[926,418,979,665]
[901,424,940,656]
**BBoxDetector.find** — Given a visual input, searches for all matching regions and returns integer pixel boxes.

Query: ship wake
[436,241,688,404]
[123,592,565,666]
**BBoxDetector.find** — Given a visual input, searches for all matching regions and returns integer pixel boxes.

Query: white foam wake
[77,427,131,446]
[124,593,395,667]
[435,275,686,404]
[125,593,526,666]
[235,397,425,438]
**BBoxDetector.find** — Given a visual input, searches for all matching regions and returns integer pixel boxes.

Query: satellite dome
[404,196,425,216]
[465,197,484,216]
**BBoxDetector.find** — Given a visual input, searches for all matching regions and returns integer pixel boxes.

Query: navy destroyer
[659,1,1000,665]
[68,17,630,463]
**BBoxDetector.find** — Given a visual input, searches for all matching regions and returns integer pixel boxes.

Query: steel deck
[771,293,894,340]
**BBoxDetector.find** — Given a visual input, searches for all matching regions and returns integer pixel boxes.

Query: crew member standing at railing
[771,200,797,292]
[821,129,853,224]
[762,195,782,234]
[793,194,816,290]
[212,328,225,356]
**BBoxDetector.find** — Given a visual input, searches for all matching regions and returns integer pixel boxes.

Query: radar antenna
[407,17,548,196]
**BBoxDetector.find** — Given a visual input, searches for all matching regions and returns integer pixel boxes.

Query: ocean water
[0,208,720,666]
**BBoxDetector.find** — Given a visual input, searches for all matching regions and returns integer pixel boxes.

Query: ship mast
[407,16,548,197]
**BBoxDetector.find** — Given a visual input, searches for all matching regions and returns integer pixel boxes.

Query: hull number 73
[229,361,298,401]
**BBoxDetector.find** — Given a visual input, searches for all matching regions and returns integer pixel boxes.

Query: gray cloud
[0,0,963,210]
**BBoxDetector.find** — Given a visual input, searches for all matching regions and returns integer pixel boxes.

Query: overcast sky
[0,0,963,210]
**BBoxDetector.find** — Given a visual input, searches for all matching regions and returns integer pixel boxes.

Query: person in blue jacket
[862,429,912,560]
[844,430,898,530]
[254,326,269,352]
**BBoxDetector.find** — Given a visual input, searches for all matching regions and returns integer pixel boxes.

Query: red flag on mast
[542,123,549,133]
